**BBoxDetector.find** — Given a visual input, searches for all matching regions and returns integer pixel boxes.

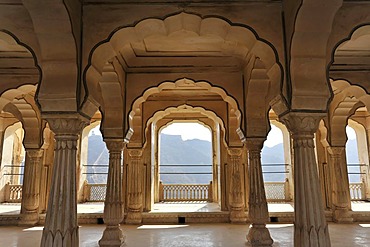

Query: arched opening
[262,122,292,203]
[0,122,25,203]
[346,119,370,203]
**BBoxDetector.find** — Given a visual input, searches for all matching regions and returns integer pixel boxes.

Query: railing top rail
[160,164,212,166]
[162,183,210,186]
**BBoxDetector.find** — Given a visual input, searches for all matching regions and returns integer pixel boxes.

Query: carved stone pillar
[99,140,125,247]
[40,115,88,247]
[245,138,273,246]
[227,148,246,223]
[280,112,331,247]
[126,149,143,224]
[327,146,353,223]
[19,149,44,226]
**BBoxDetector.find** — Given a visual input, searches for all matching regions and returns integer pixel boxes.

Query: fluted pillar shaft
[327,146,352,223]
[40,115,88,247]
[19,149,44,226]
[99,140,125,247]
[228,148,246,223]
[281,112,331,247]
[246,138,273,246]
[126,149,143,224]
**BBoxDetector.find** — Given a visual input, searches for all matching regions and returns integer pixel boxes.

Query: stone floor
[0,223,370,246]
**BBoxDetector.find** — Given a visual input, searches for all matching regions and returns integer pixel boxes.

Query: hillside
[85,134,361,184]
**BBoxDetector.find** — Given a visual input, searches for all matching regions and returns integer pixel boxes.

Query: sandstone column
[281,112,331,247]
[126,149,143,224]
[99,139,125,247]
[327,146,353,223]
[245,138,273,246]
[228,148,246,223]
[19,149,44,225]
[40,115,88,247]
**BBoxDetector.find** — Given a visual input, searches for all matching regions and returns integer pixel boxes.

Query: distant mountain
[85,134,362,184]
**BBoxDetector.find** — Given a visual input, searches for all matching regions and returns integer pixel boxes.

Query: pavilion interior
[1,0,370,246]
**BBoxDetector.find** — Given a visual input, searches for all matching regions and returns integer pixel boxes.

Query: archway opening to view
[156,122,219,212]
[262,122,293,205]
[346,121,369,203]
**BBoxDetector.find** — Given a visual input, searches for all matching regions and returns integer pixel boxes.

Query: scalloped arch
[128,78,242,138]
[85,13,282,102]
[0,84,37,111]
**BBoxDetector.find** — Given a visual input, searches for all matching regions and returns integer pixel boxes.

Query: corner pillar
[227,148,246,223]
[126,149,143,224]
[19,149,44,226]
[280,112,331,247]
[245,138,273,246]
[40,115,88,247]
[99,139,125,247]
[327,146,353,223]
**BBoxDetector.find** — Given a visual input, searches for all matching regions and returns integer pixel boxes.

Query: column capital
[104,139,124,152]
[245,137,265,151]
[279,112,325,135]
[25,149,44,158]
[42,113,89,136]
[327,146,345,156]
[127,148,143,158]
[227,148,242,157]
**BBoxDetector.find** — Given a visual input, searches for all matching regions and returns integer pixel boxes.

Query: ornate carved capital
[104,139,124,153]
[128,149,143,158]
[227,148,242,158]
[43,114,89,136]
[279,112,325,136]
[26,149,44,159]
[327,146,345,157]
[245,137,265,151]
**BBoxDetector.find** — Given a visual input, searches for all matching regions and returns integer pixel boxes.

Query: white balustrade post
[99,139,125,247]
[245,138,273,246]
[280,112,331,247]
[40,115,88,247]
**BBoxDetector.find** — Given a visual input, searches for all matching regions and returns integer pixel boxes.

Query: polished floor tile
[0,223,369,247]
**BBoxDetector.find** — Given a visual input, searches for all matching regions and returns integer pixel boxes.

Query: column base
[125,211,142,224]
[18,211,39,226]
[41,227,79,247]
[333,208,353,223]
[99,225,125,247]
[230,209,247,224]
[247,224,273,246]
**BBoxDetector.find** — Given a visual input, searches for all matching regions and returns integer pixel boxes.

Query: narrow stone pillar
[126,149,143,224]
[327,146,353,223]
[280,112,331,247]
[19,149,44,226]
[245,138,273,246]
[228,148,246,223]
[99,140,125,247]
[40,115,88,247]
